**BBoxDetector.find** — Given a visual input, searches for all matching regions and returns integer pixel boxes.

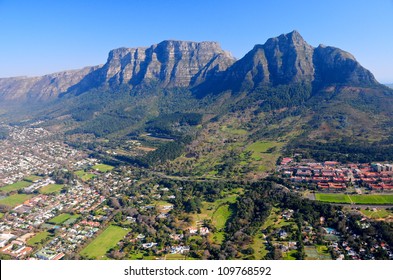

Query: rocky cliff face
[0,31,381,102]
[210,31,378,92]
[0,66,100,102]
[86,40,235,88]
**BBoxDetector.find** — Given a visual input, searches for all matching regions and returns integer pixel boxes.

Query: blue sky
[1,0,392,83]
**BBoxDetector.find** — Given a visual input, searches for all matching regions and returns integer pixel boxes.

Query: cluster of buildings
[278,158,393,192]
[0,126,85,185]
[0,171,109,259]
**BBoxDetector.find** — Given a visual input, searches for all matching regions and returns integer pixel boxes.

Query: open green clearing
[92,164,114,172]
[283,249,297,260]
[48,213,80,225]
[262,207,295,230]
[0,194,33,207]
[0,181,32,194]
[360,209,393,219]
[244,141,284,172]
[39,184,64,194]
[27,231,52,246]
[221,125,248,135]
[80,225,130,260]
[212,204,232,230]
[315,193,393,204]
[251,233,268,259]
[23,175,42,182]
[315,193,352,204]
[305,245,332,260]
[75,170,96,181]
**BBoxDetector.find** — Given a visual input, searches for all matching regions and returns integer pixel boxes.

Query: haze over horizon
[1,0,392,83]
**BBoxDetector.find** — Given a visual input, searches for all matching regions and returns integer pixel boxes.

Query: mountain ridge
[0,31,382,102]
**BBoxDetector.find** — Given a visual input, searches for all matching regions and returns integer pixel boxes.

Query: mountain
[1,31,392,167]
[196,31,378,94]
[0,66,100,102]
[0,41,235,102]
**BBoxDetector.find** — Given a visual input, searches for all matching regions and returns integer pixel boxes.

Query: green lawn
[75,170,96,181]
[48,213,80,225]
[315,193,352,204]
[315,193,393,205]
[80,225,130,260]
[283,249,297,260]
[27,231,52,246]
[305,245,332,260]
[39,184,64,194]
[212,204,232,230]
[0,213,4,219]
[252,233,268,259]
[221,126,248,135]
[92,164,114,172]
[246,141,282,160]
[23,175,42,182]
[360,209,392,219]
[350,195,393,204]
[0,181,32,194]
[0,194,33,207]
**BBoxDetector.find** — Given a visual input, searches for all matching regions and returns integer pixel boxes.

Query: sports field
[360,209,392,219]
[92,164,114,172]
[24,175,42,182]
[48,213,80,225]
[315,193,393,205]
[0,181,32,194]
[80,225,130,260]
[305,245,332,260]
[75,170,96,181]
[27,231,52,246]
[0,194,33,207]
[39,184,64,194]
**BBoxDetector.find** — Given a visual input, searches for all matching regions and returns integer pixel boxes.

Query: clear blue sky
[1,0,392,83]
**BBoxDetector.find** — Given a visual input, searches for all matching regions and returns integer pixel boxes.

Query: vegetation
[80,225,130,260]
[39,184,64,194]
[0,181,32,194]
[75,170,95,181]
[315,193,393,205]
[93,164,114,172]
[27,231,53,246]
[0,194,33,207]
[48,213,80,225]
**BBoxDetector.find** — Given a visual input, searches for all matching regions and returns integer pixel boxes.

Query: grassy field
[350,195,393,204]
[23,175,42,182]
[39,184,64,194]
[0,213,4,219]
[26,231,52,246]
[0,194,33,207]
[360,209,393,219]
[245,141,284,172]
[75,170,96,181]
[221,125,248,135]
[48,213,80,225]
[315,193,393,205]
[0,181,32,194]
[92,164,114,172]
[283,249,297,260]
[80,225,130,260]
[305,245,332,260]
[251,233,268,259]
[212,204,232,230]
[262,207,294,230]
[315,193,352,204]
